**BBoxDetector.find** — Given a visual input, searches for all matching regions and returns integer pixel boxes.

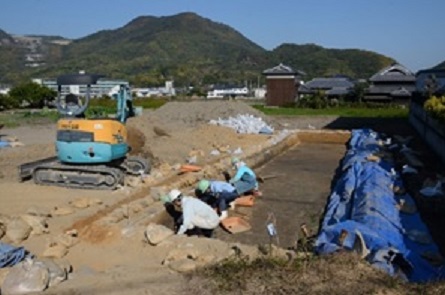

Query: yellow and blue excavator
[19,73,150,190]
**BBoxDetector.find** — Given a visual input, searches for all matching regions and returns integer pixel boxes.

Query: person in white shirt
[167,189,220,238]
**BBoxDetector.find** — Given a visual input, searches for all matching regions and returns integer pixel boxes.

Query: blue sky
[1,0,444,72]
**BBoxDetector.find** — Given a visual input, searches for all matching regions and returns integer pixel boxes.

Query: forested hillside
[0,13,397,86]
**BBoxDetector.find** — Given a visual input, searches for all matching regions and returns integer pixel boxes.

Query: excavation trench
[70,130,350,245]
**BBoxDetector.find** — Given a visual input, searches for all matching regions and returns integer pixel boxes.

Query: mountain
[270,43,395,79]
[1,13,395,86]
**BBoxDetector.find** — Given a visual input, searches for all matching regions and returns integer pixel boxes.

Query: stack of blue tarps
[0,242,27,268]
[315,129,445,282]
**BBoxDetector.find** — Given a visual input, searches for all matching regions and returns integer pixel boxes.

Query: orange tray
[234,195,255,207]
[179,164,202,173]
[221,217,251,234]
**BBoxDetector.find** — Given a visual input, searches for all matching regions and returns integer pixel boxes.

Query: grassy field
[253,105,409,118]
[0,100,409,128]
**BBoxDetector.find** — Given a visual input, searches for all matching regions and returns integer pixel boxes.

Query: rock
[144,224,174,245]
[2,258,50,294]
[163,246,200,264]
[125,176,142,188]
[0,267,10,286]
[88,198,103,206]
[168,259,197,273]
[8,141,25,148]
[128,202,145,214]
[52,232,78,248]
[38,258,69,287]
[26,207,52,218]
[0,221,6,239]
[42,244,68,259]
[159,163,172,173]
[69,197,90,209]
[20,214,49,235]
[6,218,32,244]
[51,207,74,216]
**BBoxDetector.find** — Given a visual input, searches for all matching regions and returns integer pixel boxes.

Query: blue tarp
[0,242,27,268]
[315,129,445,282]
[0,141,10,148]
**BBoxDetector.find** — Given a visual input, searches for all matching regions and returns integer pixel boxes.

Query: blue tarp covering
[315,129,445,282]
[0,242,27,268]
[0,141,10,148]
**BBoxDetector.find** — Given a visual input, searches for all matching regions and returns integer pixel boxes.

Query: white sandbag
[2,258,49,294]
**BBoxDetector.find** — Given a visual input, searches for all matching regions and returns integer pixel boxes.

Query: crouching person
[196,179,239,221]
[168,189,220,238]
[229,157,259,195]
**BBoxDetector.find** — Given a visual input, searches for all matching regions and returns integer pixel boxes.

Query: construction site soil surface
[1,101,444,294]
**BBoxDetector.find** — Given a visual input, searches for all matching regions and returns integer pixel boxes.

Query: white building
[132,81,176,98]
[207,85,249,99]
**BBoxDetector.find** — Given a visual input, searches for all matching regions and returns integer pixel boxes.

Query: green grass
[253,105,409,118]
[0,109,60,128]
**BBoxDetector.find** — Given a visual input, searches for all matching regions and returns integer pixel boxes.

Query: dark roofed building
[364,63,415,102]
[262,63,305,107]
[415,68,445,96]
[298,77,355,98]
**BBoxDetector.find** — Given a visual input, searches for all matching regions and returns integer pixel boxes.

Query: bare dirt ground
[0,101,444,294]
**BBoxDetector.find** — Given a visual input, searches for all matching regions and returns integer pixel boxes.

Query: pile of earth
[126,100,275,166]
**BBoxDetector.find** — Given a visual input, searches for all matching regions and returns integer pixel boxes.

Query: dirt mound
[153,100,276,127]
[126,101,274,166]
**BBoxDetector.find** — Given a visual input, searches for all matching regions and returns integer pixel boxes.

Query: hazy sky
[1,0,444,72]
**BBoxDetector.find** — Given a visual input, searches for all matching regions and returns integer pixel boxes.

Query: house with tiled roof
[298,77,355,99]
[262,63,305,106]
[415,68,445,97]
[364,63,416,102]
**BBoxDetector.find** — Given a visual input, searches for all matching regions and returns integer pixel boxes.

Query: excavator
[18,73,150,190]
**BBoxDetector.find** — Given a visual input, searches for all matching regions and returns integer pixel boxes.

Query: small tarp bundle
[315,129,445,282]
[0,242,27,268]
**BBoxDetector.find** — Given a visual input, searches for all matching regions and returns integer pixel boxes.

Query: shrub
[424,96,445,123]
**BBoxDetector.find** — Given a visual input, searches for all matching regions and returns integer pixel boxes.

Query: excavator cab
[19,73,150,190]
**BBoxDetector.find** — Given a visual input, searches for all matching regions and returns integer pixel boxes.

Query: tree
[8,82,57,108]
[0,93,19,110]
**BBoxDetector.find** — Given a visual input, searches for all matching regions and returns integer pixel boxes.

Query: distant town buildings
[364,63,416,102]
[132,81,176,97]
[206,85,249,99]
[33,77,129,97]
[298,77,355,99]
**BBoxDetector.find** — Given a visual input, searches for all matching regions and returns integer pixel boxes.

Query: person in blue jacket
[196,179,240,220]
[229,157,259,195]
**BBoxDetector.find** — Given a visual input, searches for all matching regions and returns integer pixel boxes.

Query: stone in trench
[0,221,6,239]
[145,224,174,245]
[51,207,74,216]
[42,244,68,259]
[38,258,69,287]
[6,217,32,244]
[26,206,52,218]
[20,214,49,235]
[168,259,198,273]
[69,197,90,209]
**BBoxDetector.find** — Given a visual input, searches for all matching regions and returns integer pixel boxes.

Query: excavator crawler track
[32,162,125,190]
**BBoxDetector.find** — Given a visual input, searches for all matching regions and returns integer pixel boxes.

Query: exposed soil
[0,101,444,294]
